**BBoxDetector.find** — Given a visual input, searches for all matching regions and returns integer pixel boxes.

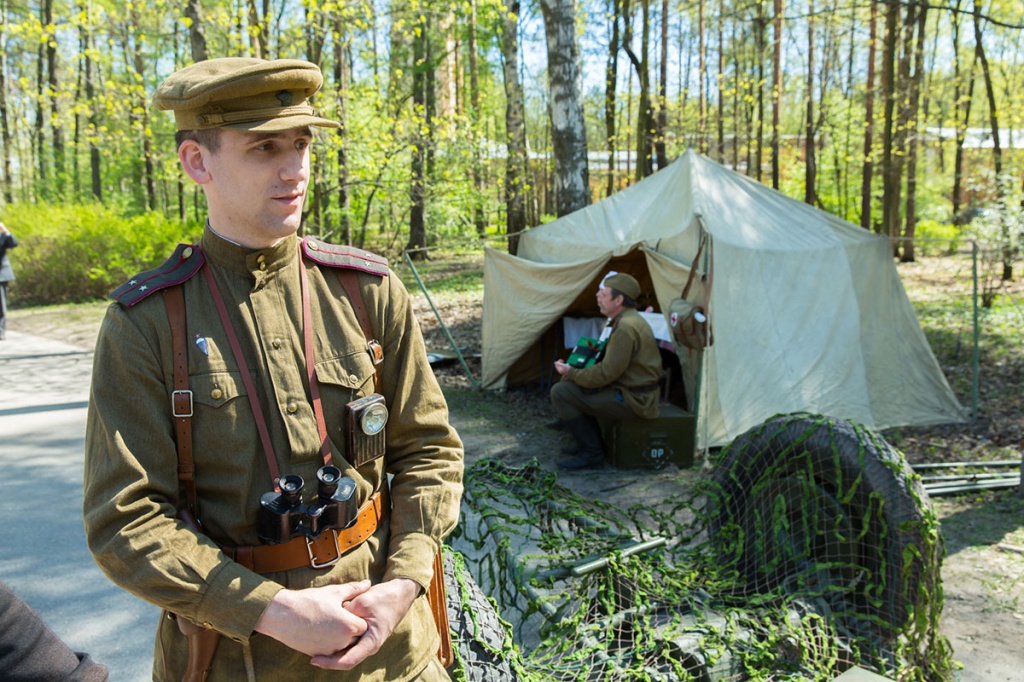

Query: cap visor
[224,114,341,132]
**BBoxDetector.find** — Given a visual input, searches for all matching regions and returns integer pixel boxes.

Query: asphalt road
[0,330,157,681]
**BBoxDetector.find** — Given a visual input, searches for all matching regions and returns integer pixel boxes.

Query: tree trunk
[972,1,1008,279]
[805,0,815,205]
[502,0,527,254]
[35,2,47,195]
[860,0,877,229]
[621,0,654,179]
[406,11,430,259]
[540,0,590,215]
[879,0,900,241]
[887,1,918,253]
[715,0,724,162]
[755,1,765,181]
[901,3,928,263]
[333,16,351,244]
[731,20,739,168]
[770,0,783,190]
[131,8,155,211]
[185,0,208,61]
[84,4,101,201]
[656,0,669,168]
[468,0,486,236]
[697,0,706,154]
[304,4,327,67]
[46,0,64,193]
[0,0,14,203]
[245,0,264,57]
[639,0,652,177]
[304,17,331,232]
[605,0,620,196]
[950,0,969,221]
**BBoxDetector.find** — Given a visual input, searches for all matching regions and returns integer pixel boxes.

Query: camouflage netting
[447,413,955,682]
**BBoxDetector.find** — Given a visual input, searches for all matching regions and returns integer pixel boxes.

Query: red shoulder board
[301,237,389,277]
[109,243,205,307]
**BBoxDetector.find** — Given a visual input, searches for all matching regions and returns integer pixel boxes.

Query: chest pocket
[315,352,376,394]
[315,352,378,450]
[190,370,249,409]
[188,371,254,469]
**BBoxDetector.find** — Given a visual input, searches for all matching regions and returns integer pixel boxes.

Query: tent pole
[402,251,480,389]
[693,218,711,459]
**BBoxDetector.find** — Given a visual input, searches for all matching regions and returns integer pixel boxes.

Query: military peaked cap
[604,273,641,300]
[153,58,340,132]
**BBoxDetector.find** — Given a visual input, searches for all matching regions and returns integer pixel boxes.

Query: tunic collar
[200,223,298,276]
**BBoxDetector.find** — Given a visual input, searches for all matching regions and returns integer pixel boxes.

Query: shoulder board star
[110,244,206,307]
[301,237,389,277]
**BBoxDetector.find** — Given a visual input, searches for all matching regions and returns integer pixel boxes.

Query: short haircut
[610,288,638,309]
[175,128,222,153]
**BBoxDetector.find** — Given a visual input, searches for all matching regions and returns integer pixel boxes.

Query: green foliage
[1,203,199,305]
[914,221,962,256]
[962,175,1024,307]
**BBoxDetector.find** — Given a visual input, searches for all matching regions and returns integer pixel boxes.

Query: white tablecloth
[563,312,673,350]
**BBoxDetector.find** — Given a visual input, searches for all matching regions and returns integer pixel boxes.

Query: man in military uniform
[551,273,662,469]
[83,58,463,681]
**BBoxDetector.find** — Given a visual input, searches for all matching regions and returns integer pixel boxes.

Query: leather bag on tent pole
[668,230,713,350]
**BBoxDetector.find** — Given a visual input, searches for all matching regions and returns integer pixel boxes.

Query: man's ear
[179,140,212,184]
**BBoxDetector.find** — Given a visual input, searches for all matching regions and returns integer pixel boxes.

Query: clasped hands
[254,577,421,670]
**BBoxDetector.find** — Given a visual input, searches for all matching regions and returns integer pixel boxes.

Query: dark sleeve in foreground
[0,581,109,682]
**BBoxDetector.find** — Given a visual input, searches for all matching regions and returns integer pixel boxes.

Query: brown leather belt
[227,486,389,574]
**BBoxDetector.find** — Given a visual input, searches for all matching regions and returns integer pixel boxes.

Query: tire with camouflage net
[706,413,938,640]
[443,547,521,682]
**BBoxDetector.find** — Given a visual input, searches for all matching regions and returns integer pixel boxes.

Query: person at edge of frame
[550,272,662,470]
[0,580,110,681]
[82,57,464,681]
[0,221,18,340]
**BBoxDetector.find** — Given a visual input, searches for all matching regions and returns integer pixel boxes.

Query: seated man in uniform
[551,273,662,470]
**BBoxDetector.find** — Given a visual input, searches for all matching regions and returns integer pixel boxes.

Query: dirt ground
[9,263,1023,681]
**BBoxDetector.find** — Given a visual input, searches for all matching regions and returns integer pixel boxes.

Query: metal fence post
[971,240,980,422]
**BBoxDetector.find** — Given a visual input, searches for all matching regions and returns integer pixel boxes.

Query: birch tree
[540,0,590,215]
[0,0,12,203]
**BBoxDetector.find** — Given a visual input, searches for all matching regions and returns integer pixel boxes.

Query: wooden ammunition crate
[601,403,696,470]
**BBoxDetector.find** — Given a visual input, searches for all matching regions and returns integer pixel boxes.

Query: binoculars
[256,466,358,544]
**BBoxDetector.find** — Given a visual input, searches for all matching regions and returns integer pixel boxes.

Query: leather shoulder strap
[163,283,199,519]
[680,233,706,300]
[112,244,205,307]
[336,269,384,391]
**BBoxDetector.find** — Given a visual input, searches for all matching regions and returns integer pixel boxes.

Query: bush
[914,220,962,256]
[0,204,200,306]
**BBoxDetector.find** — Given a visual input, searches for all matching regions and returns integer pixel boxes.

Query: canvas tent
[482,150,965,449]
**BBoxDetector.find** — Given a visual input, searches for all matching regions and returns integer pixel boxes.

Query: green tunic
[83,228,464,681]
[564,308,662,418]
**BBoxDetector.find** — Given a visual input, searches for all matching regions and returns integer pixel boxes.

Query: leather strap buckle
[367,339,384,365]
[172,390,194,418]
[306,531,342,568]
